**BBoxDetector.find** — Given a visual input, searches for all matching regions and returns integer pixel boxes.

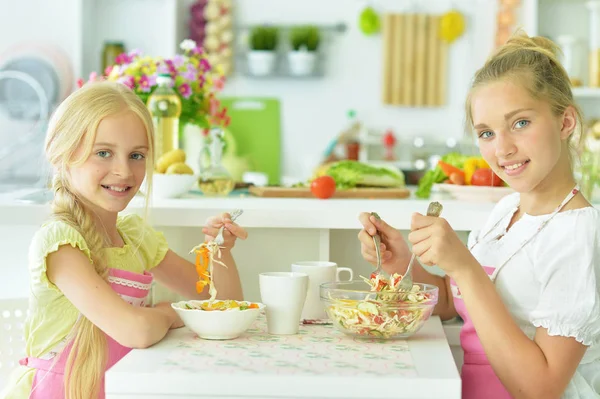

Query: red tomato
[471,168,504,187]
[310,176,336,199]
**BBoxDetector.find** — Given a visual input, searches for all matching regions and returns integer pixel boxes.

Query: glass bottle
[102,41,125,72]
[147,73,182,162]
[197,128,235,196]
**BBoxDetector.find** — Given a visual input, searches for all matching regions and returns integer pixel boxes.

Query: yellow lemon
[439,10,466,43]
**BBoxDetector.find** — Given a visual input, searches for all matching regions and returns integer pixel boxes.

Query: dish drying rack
[0,70,52,192]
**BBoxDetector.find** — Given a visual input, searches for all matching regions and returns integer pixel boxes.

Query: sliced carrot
[438,161,465,179]
[249,303,259,309]
[196,280,207,293]
[195,253,204,276]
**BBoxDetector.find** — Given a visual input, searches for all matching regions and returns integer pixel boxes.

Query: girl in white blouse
[358,32,600,398]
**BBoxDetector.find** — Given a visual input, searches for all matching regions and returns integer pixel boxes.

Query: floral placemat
[158,315,417,377]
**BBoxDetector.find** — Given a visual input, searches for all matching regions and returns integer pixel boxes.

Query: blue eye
[515,120,529,129]
[131,153,145,160]
[97,150,111,158]
[478,131,494,139]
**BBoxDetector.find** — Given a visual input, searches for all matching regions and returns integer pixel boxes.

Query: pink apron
[451,186,579,399]
[19,267,154,399]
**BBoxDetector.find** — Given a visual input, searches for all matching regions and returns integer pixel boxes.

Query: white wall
[0,0,497,180]
[218,0,497,179]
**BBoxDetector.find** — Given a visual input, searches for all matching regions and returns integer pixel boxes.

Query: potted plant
[247,26,279,76]
[287,25,320,76]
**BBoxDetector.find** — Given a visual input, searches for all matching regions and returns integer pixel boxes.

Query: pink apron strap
[19,356,64,374]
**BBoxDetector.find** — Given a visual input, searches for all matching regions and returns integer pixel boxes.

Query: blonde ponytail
[44,81,155,398]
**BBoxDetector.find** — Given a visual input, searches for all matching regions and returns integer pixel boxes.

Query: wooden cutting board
[249,186,411,199]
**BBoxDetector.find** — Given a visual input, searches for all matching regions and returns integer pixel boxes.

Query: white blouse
[468,193,600,398]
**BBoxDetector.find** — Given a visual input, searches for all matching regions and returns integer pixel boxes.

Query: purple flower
[138,75,156,93]
[191,46,204,56]
[117,76,135,89]
[156,63,171,75]
[181,64,197,81]
[178,83,192,99]
[172,54,185,68]
[128,49,142,58]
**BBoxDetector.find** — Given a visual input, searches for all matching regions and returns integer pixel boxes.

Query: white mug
[291,261,353,320]
[259,272,308,335]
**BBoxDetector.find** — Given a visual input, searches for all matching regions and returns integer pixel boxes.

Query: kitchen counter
[105,315,461,399]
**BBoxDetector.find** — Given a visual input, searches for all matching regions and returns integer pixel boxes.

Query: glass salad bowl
[320,280,439,339]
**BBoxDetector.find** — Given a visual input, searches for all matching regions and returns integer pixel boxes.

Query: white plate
[434,183,514,203]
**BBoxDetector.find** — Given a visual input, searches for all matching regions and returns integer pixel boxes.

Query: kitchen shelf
[235,22,347,79]
[237,23,347,34]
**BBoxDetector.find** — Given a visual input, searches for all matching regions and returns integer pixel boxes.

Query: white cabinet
[521,0,600,115]
[0,0,194,86]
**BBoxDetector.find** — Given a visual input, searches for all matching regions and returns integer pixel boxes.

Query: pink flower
[213,76,225,91]
[88,71,98,81]
[209,96,220,115]
[117,76,135,89]
[138,75,155,93]
[104,65,114,76]
[199,58,211,72]
[114,53,132,65]
[77,78,84,88]
[164,60,178,75]
[178,83,192,98]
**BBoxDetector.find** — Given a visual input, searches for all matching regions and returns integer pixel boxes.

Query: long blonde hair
[465,30,585,158]
[44,81,155,399]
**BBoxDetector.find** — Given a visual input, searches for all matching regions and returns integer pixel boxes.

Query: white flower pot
[287,51,317,76]
[247,51,276,76]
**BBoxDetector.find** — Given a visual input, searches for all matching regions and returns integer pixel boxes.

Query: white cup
[291,261,354,320]
[259,272,308,335]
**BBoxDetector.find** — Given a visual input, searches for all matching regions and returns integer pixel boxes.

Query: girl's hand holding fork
[202,212,248,250]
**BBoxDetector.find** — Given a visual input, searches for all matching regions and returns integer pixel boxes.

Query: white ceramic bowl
[171,300,265,340]
[149,173,196,199]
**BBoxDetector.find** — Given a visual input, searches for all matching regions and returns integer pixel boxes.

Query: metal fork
[396,201,443,292]
[214,209,244,245]
[370,212,391,279]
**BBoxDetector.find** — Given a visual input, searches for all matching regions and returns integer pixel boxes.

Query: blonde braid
[51,174,110,399]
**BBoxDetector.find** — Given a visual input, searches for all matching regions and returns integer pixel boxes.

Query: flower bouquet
[78,39,230,130]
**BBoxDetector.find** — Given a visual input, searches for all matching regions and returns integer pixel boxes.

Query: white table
[105,316,461,399]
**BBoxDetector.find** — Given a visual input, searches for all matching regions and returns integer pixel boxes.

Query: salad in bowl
[320,273,438,339]
[172,299,265,340]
